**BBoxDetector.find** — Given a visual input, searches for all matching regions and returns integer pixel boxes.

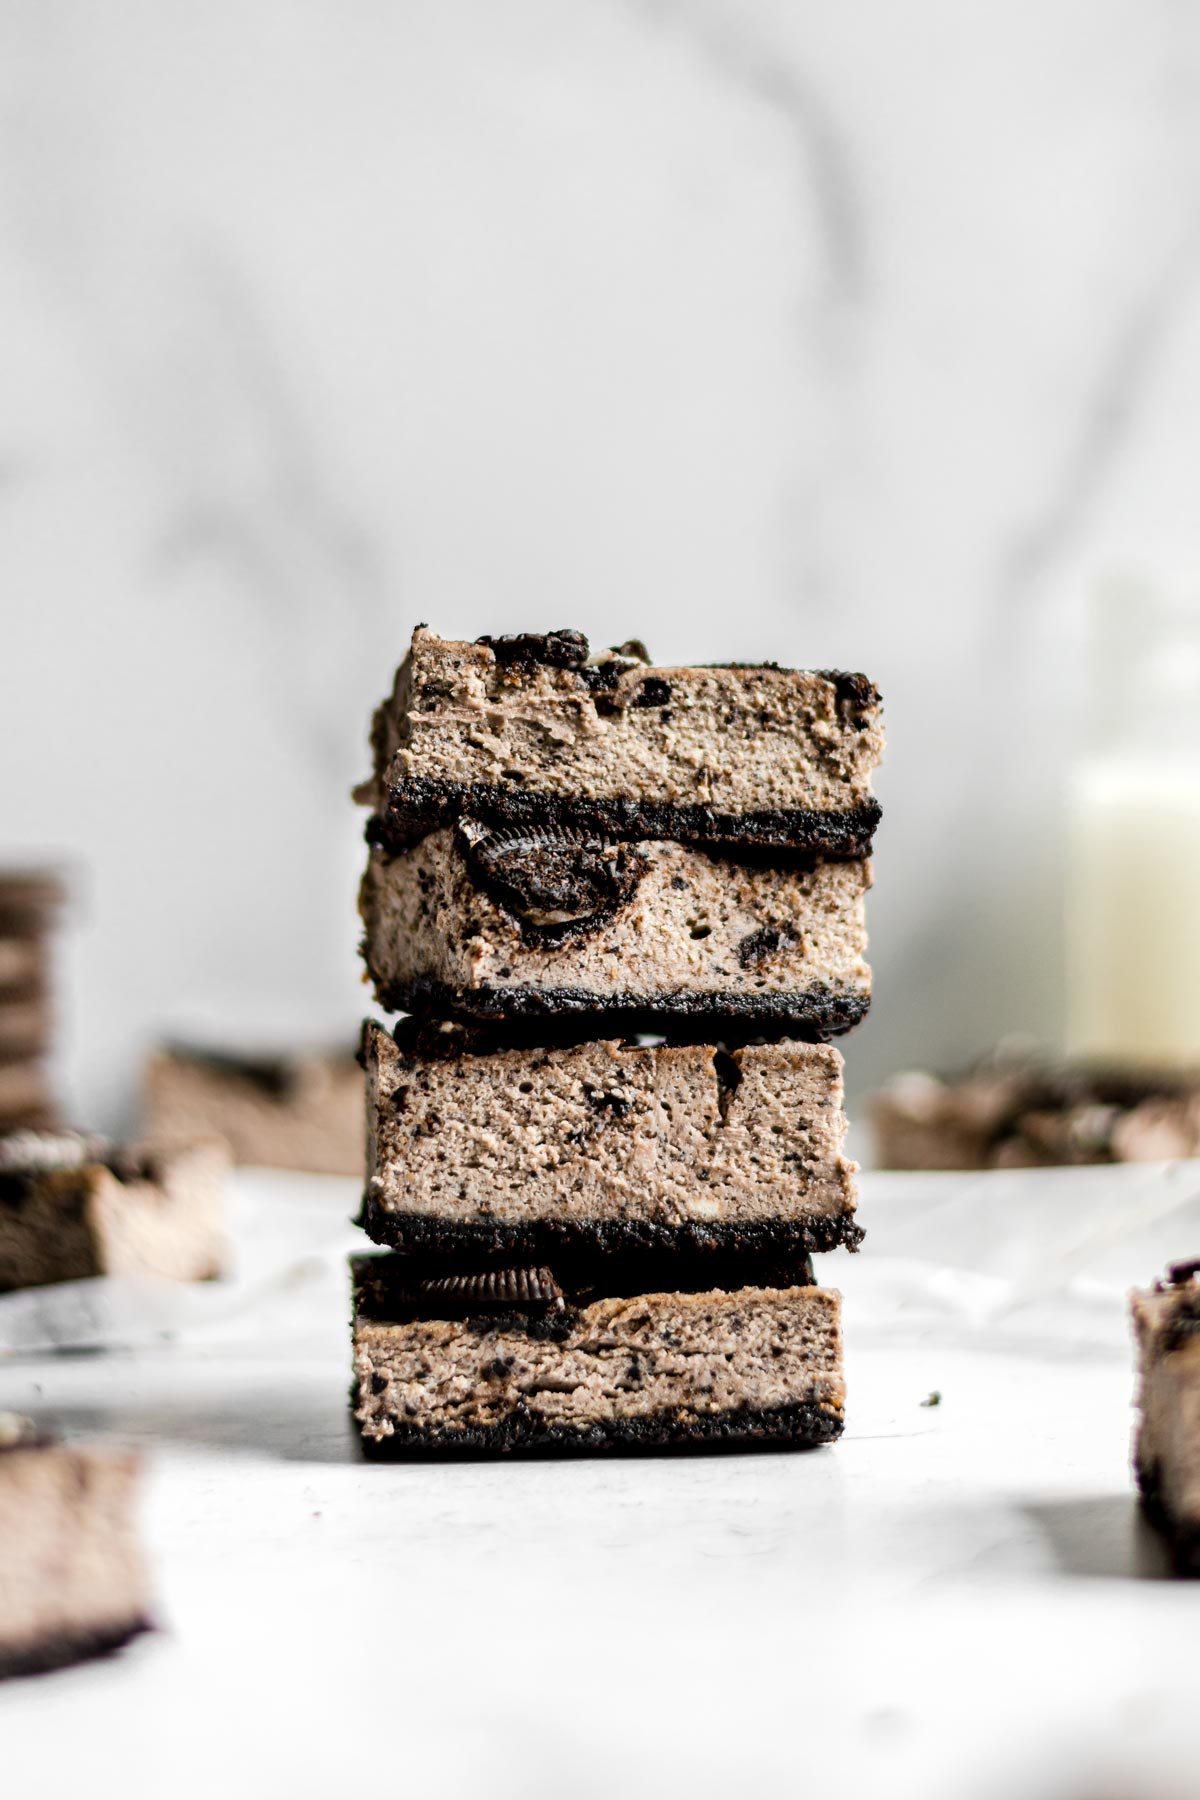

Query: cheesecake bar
[360,830,870,1037]
[358,627,883,858]
[0,1414,151,1678]
[352,1252,843,1456]
[1132,1260,1200,1573]
[871,1051,1200,1170]
[360,1019,860,1257]
[143,1042,363,1176]
[0,1130,228,1291]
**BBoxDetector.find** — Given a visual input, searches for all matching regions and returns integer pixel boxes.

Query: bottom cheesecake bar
[352,1252,844,1456]
[1132,1259,1200,1574]
[0,1414,152,1678]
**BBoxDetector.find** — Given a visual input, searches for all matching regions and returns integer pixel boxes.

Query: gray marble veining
[3,0,1200,1121]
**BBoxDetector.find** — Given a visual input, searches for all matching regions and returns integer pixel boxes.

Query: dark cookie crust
[355,1394,843,1459]
[363,1014,613,1061]
[364,1013,848,1062]
[359,1013,654,1063]
[1136,1459,1200,1576]
[355,1203,862,1263]
[0,1615,152,1681]
[369,783,881,859]
[352,1248,819,1317]
[373,977,870,1043]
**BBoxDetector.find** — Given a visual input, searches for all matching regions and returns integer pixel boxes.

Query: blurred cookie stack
[0,872,65,1132]
[0,861,231,1300]
[349,628,883,1456]
[0,1131,227,1295]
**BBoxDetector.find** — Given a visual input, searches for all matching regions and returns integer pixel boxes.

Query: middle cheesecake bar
[360,832,871,1038]
[359,1018,860,1258]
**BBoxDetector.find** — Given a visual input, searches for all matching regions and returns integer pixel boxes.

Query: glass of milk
[1065,575,1200,1068]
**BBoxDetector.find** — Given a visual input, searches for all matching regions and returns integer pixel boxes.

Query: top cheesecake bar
[357,628,884,857]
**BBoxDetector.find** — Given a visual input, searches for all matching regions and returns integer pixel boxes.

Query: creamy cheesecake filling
[360,832,870,1008]
[354,1281,844,1443]
[358,628,883,820]
[364,1023,855,1231]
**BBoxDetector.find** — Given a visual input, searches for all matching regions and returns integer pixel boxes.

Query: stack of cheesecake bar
[349,628,883,1455]
[0,872,65,1132]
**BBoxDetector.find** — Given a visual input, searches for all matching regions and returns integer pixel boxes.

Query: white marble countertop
[3,1165,1200,1800]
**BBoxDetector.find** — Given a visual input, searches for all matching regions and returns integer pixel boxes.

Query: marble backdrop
[2,0,1199,1125]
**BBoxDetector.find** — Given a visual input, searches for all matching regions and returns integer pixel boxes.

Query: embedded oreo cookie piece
[0,1416,153,1679]
[355,1259,567,1322]
[415,1265,564,1307]
[359,833,871,1039]
[456,820,645,936]
[351,1254,843,1457]
[357,626,883,857]
[475,628,590,669]
[359,1021,861,1259]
